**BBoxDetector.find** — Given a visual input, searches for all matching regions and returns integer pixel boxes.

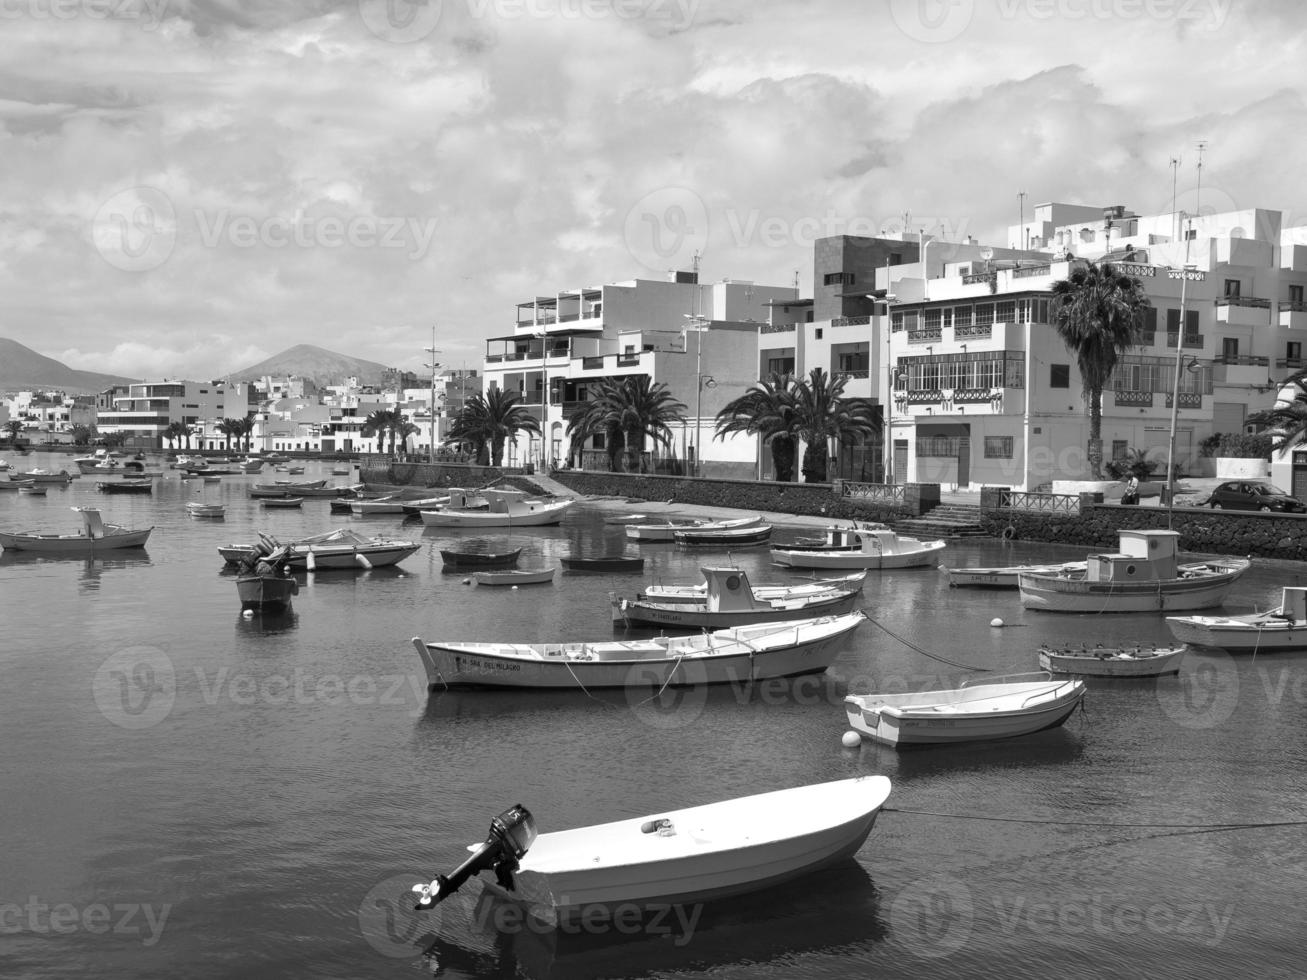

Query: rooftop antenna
[1169,155,1180,242]
[1018,190,1026,250]
[1194,140,1207,216]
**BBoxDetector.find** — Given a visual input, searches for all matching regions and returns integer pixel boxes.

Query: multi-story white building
[97,380,259,450]
[483,272,800,475]
[864,202,1307,490]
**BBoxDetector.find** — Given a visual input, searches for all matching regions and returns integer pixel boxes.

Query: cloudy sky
[1,0,1303,380]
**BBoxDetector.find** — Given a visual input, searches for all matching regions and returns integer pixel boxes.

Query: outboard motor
[413,805,537,911]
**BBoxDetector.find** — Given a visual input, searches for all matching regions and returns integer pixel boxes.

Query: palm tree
[714,372,798,481]
[1050,261,1152,477]
[397,420,420,457]
[446,400,490,465]
[235,414,256,453]
[3,419,23,446]
[458,389,539,466]
[218,418,243,454]
[790,368,880,483]
[361,409,396,455]
[565,384,624,471]
[1246,371,1307,453]
[163,421,188,451]
[70,423,97,447]
[565,376,686,472]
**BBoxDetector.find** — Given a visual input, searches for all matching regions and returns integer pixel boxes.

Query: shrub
[1198,433,1223,457]
[1104,447,1159,481]
[1216,432,1272,459]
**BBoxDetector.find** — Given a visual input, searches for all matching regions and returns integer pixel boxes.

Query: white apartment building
[97,380,259,450]
[483,273,800,476]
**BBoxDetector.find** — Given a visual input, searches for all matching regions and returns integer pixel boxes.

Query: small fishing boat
[771,526,945,570]
[441,547,522,569]
[0,507,152,553]
[186,502,226,519]
[420,488,572,528]
[559,555,645,573]
[411,611,865,690]
[1018,530,1250,613]
[1166,586,1307,652]
[237,457,266,473]
[18,484,46,495]
[778,521,889,551]
[351,494,411,515]
[946,561,1085,588]
[473,567,557,586]
[613,565,862,629]
[272,478,326,490]
[97,479,153,494]
[625,515,760,542]
[674,523,773,548]
[261,496,303,508]
[219,529,419,570]
[14,468,74,484]
[409,775,892,925]
[640,570,867,604]
[399,494,458,515]
[236,567,299,612]
[331,466,351,476]
[844,672,1086,747]
[0,479,35,492]
[1037,644,1186,677]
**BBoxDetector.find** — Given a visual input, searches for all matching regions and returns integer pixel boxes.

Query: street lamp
[535,331,549,471]
[867,292,899,483]
[425,326,441,464]
[683,315,714,476]
[1165,214,1203,528]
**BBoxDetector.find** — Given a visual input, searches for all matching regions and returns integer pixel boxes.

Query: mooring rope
[864,616,992,671]
[882,805,1307,833]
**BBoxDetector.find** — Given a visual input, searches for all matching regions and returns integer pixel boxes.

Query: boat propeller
[412,804,537,911]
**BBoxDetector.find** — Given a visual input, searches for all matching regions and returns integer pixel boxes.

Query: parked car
[1207,480,1307,513]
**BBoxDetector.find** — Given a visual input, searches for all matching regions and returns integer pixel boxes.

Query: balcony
[1165,332,1204,349]
[1114,390,1154,408]
[831,315,871,328]
[834,370,870,381]
[1165,392,1203,409]
[906,389,942,404]
[906,329,942,345]
[1215,296,1271,326]
[1215,354,1269,367]
[1010,264,1052,279]
[954,324,993,340]
[761,322,797,334]
[1276,357,1307,371]
[1280,299,1307,329]
[961,272,997,286]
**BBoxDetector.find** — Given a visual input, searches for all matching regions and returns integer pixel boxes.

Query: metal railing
[1214,296,1271,309]
[995,490,1081,514]
[832,315,871,327]
[839,482,907,505]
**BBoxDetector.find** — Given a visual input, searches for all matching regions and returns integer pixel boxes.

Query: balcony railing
[1166,332,1203,349]
[832,315,871,327]
[1281,299,1307,313]
[995,490,1081,515]
[1216,354,1270,366]
[1214,296,1271,309]
[1165,392,1203,409]
[962,272,997,285]
[954,324,993,340]
[1011,264,1051,278]
[953,388,997,404]
[906,389,942,404]
[1277,357,1307,370]
[1138,332,1156,346]
[1114,390,1154,407]
[761,323,797,333]
[835,370,870,381]
[581,356,604,369]
[906,329,942,344]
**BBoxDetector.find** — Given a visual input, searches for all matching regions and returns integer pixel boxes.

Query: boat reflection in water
[234,608,299,635]
[417,862,883,980]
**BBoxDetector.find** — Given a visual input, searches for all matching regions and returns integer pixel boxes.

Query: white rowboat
[1166,587,1307,652]
[613,566,862,629]
[1037,645,1186,677]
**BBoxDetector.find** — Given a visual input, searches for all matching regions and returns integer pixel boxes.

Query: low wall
[981,501,1307,561]
[358,459,511,488]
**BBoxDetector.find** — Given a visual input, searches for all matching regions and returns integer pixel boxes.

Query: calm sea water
[2,460,1306,980]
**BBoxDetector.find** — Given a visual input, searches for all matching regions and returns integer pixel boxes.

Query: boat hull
[219,541,420,569]
[441,548,522,569]
[413,613,864,690]
[237,575,299,612]
[420,500,572,527]
[1038,646,1185,676]
[473,568,556,585]
[845,678,1085,747]
[1165,615,1307,652]
[673,526,773,547]
[1018,561,1249,612]
[771,540,945,570]
[946,563,1080,588]
[0,528,152,552]
[613,589,860,629]
[560,557,645,573]
[489,777,891,923]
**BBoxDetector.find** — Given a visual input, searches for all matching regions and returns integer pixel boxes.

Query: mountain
[0,338,139,393]
[230,345,391,386]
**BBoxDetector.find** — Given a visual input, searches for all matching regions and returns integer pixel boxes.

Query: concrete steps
[892,503,991,538]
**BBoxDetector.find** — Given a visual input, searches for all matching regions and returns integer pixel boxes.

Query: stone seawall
[983,504,1307,562]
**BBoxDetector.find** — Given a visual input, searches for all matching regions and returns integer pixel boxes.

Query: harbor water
[2,463,1305,980]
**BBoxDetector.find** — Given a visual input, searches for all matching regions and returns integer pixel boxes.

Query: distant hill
[0,337,138,393]
[230,344,391,386]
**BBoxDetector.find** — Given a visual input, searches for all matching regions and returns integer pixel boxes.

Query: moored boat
[237,570,299,612]
[186,502,226,518]
[673,523,773,548]
[14,468,74,484]
[409,775,892,925]
[559,555,645,573]
[625,515,760,542]
[441,547,522,569]
[639,570,867,603]
[1018,529,1250,613]
[218,528,420,570]
[410,611,865,690]
[420,488,572,528]
[771,526,945,570]
[17,484,46,495]
[97,479,153,494]
[946,561,1086,588]
[613,565,862,629]
[1037,644,1186,677]
[844,672,1085,747]
[473,567,557,586]
[0,507,152,553]
[261,496,304,508]
[1166,586,1307,651]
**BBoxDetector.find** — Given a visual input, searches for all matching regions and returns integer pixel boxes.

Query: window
[889,252,902,266]
[1185,228,1197,240]
[974,303,995,326]
[1050,364,1070,388]
[1224,279,1241,298]
[823,272,854,286]
[1112,440,1128,461]
[1288,341,1302,360]
[891,312,904,331]
[1221,338,1239,361]
[994,301,1015,323]
[942,308,953,329]
[953,305,973,327]
[815,328,823,339]
[1291,285,1304,303]
[1166,308,1180,332]
[984,436,1014,459]
[923,310,942,330]
[1186,309,1199,334]
[1143,307,1158,334]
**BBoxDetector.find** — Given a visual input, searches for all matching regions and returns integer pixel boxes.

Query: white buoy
[990,617,1004,628]
[463,578,472,585]
[841,730,861,748]
[511,585,519,590]
[242,610,254,619]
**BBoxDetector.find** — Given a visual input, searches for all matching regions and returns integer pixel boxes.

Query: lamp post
[683,315,714,476]
[1165,215,1203,528]
[536,331,549,471]
[869,292,899,483]
[425,326,440,463]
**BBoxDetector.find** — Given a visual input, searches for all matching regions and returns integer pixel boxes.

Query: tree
[101,430,126,449]
[565,376,685,472]
[714,372,799,482]
[789,368,880,483]
[70,423,97,447]
[397,420,421,456]
[163,421,188,450]
[1050,261,1152,477]
[361,409,398,455]
[1246,373,1307,453]
[235,414,256,453]
[3,419,24,446]
[450,390,539,466]
[217,417,243,453]
[565,384,624,471]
